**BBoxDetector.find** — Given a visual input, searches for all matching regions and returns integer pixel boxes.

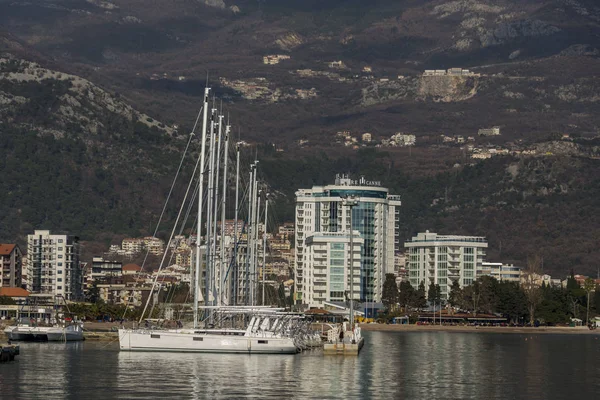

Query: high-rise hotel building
[405,231,488,300]
[295,175,401,307]
[26,230,83,300]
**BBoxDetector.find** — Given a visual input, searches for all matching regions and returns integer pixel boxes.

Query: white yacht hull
[119,329,298,354]
[46,326,84,342]
[4,326,53,341]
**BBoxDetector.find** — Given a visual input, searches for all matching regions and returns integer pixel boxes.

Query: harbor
[1,332,598,399]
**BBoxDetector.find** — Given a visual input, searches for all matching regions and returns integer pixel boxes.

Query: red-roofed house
[122,264,142,275]
[0,287,29,299]
[0,244,23,288]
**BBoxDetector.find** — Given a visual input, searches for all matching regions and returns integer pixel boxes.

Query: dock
[322,325,365,356]
[323,337,364,355]
[0,344,19,362]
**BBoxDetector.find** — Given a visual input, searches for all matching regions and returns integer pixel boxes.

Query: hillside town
[2,176,598,327]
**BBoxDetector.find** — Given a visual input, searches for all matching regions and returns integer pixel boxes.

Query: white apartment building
[26,230,83,300]
[295,174,401,305]
[405,231,488,300]
[142,236,165,256]
[478,262,522,283]
[303,232,363,308]
[122,238,143,254]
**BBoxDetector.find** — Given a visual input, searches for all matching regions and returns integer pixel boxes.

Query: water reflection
[1,333,599,399]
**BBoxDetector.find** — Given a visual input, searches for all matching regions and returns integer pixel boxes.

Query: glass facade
[295,180,401,306]
[352,202,376,301]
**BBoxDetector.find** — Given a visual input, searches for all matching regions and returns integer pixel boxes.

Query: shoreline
[3,324,598,342]
[359,323,600,335]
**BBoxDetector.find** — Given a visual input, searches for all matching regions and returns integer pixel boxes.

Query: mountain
[0,54,186,245]
[0,0,599,276]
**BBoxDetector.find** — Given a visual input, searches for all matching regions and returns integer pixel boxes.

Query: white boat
[118,88,317,354]
[119,329,296,354]
[119,313,299,353]
[46,324,84,341]
[4,320,84,342]
[4,324,53,341]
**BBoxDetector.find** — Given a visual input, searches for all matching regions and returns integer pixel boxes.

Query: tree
[496,281,528,324]
[537,285,570,325]
[398,281,415,312]
[427,282,441,306]
[522,255,544,325]
[566,270,579,291]
[462,281,481,316]
[477,275,499,314]
[381,273,399,312]
[447,280,462,312]
[411,281,427,309]
[85,280,100,303]
[435,285,442,305]
[583,277,595,325]
[566,271,585,318]
[427,282,436,303]
[0,295,16,305]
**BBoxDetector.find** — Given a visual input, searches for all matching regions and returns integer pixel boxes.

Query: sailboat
[4,295,84,342]
[118,88,299,354]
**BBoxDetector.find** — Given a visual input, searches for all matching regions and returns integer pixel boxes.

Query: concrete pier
[323,337,364,356]
[0,344,19,362]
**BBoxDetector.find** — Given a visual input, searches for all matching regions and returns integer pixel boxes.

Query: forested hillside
[0,0,599,277]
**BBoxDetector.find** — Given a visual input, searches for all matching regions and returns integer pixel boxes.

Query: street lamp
[342,195,359,333]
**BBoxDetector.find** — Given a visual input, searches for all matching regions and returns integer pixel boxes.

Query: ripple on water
[1,332,599,399]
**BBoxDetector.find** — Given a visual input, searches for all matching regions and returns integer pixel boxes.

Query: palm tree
[583,277,595,325]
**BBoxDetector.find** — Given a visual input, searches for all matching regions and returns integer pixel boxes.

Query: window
[58,247,63,251]
[193,337,203,341]
[330,243,344,250]
[57,278,62,282]
[58,239,63,243]
[330,259,344,266]
[58,255,63,259]
[151,334,160,339]
[330,251,345,258]
[57,286,62,290]
[57,270,62,274]
[58,263,63,267]
[258,340,268,344]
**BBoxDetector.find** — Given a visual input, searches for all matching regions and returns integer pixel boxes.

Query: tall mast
[262,195,269,305]
[219,124,230,306]
[194,88,210,329]
[212,115,223,306]
[245,164,254,305]
[232,143,240,305]
[205,108,217,319]
[252,184,261,306]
